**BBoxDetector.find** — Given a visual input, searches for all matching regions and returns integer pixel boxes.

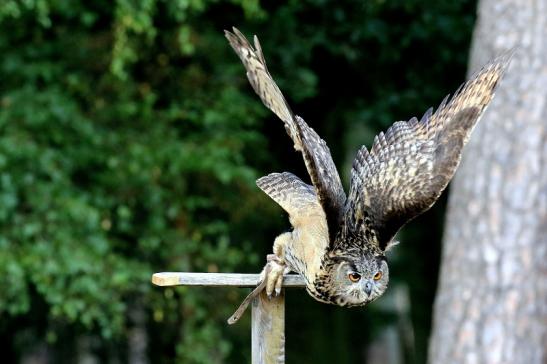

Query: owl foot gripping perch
[227,253,289,325]
[225,26,513,323]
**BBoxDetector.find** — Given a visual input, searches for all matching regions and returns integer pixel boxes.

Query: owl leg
[263,232,291,297]
[274,265,291,296]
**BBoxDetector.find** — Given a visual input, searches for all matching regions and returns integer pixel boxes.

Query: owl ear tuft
[384,240,400,252]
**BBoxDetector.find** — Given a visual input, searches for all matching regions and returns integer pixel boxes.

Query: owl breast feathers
[225,27,513,308]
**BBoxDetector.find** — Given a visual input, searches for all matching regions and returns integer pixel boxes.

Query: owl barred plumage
[224,28,346,242]
[225,27,513,320]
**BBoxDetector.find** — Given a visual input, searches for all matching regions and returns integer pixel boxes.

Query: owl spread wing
[343,51,513,250]
[225,27,346,240]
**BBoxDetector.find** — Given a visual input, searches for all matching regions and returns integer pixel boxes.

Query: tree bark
[428,1,547,363]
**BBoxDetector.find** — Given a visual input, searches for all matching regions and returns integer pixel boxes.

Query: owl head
[310,249,389,307]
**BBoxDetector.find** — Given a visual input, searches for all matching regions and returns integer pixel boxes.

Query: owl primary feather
[224,27,512,323]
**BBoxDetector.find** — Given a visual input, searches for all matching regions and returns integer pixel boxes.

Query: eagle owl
[225,27,512,322]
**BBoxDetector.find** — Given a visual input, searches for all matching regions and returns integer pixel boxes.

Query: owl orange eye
[373,272,382,281]
[348,273,361,282]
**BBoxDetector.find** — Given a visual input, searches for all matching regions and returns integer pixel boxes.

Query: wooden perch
[151,272,306,288]
[152,271,306,364]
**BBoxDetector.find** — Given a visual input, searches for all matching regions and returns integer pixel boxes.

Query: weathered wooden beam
[152,271,299,363]
[252,289,285,364]
[151,272,305,288]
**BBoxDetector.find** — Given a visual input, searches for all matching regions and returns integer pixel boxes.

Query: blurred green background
[0,1,476,363]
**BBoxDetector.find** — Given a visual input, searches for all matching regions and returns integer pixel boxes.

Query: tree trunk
[128,304,149,364]
[428,1,547,363]
[20,342,50,364]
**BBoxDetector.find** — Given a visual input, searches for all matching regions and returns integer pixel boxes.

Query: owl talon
[227,264,272,325]
[274,267,288,296]
[227,256,286,324]
[267,254,282,264]
[264,258,285,297]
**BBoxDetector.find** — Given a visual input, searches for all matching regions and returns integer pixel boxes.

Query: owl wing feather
[257,172,326,229]
[343,51,513,250]
[225,28,346,241]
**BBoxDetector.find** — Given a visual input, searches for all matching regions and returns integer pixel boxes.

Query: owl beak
[364,281,372,296]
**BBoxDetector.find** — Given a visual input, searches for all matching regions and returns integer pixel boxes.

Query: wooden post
[151,272,305,364]
[252,289,285,364]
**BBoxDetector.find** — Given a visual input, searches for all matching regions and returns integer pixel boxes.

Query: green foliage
[0,0,475,363]
[0,1,267,362]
